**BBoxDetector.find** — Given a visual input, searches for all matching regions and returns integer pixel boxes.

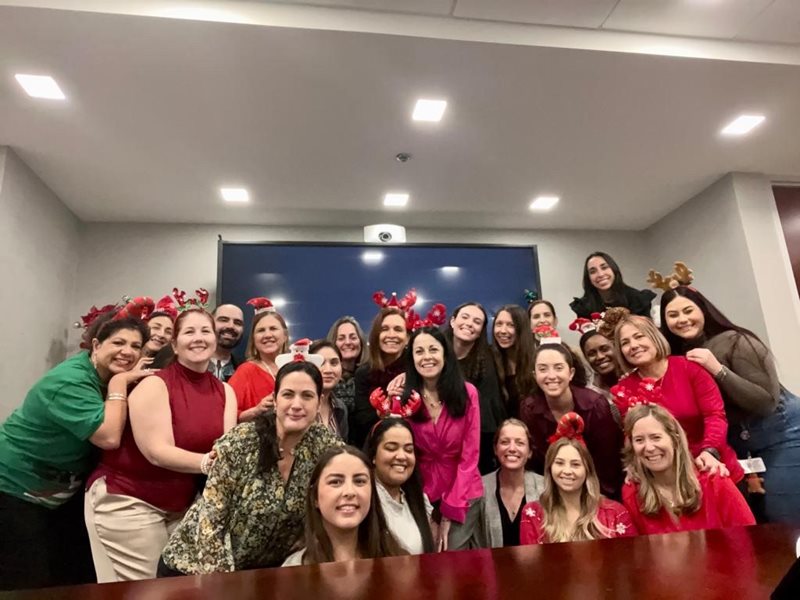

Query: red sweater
[614,356,744,482]
[519,497,636,544]
[622,472,755,535]
[229,361,275,414]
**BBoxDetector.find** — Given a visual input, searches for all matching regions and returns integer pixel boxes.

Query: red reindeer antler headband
[406,303,447,332]
[173,288,210,312]
[373,289,418,312]
[114,296,155,321]
[369,387,422,419]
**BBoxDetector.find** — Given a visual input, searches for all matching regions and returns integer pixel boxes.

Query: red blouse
[88,362,226,512]
[519,498,636,544]
[229,361,275,414]
[622,472,755,535]
[614,356,744,482]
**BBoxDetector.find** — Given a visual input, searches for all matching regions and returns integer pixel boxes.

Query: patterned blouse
[161,421,342,573]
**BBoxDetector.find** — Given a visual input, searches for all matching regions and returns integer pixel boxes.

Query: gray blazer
[480,470,545,548]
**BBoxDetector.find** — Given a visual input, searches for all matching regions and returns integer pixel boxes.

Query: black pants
[156,557,186,578]
[0,491,96,590]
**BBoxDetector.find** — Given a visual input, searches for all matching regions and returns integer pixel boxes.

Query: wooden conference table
[3,524,798,600]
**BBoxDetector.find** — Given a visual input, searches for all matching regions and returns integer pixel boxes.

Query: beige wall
[0,147,82,419]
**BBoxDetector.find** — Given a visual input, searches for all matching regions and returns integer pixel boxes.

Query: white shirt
[376,480,432,555]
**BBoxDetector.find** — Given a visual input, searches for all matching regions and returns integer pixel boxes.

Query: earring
[91,354,98,368]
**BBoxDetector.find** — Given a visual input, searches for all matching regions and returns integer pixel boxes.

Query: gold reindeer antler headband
[646,261,694,292]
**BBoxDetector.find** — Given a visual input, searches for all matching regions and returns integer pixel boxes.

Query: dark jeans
[0,490,96,590]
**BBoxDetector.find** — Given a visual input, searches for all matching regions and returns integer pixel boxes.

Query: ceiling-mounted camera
[395,153,412,163]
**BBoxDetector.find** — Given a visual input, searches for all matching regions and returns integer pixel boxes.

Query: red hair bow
[369,387,422,419]
[152,295,178,320]
[610,377,662,418]
[114,296,155,321]
[548,412,586,445]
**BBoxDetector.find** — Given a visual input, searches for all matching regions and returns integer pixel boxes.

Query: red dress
[519,498,636,544]
[228,361,275,414]
[87,362,226,512]
[613,356,744,482]
[622,472,755,534]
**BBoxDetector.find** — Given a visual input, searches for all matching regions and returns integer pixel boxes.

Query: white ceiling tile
[604,0,775,40]
[736,0,800,44]
[453,0,619,28]
[268,0,455,16]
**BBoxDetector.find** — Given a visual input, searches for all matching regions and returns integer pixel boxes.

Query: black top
[569,286,656,319]
[349,357,407,448]
[496,471,525,547]
[503,375,521,419]
[458,353,505,433]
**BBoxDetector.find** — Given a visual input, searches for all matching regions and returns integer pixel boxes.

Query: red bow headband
[114,296,155,321]
[247,297,275,315]
[150,295,178,321]
[369,387,422,419]
[373,289,417,312]
[533,324,562,345]
[548,412,586,445]
[568,312,603,336]
[173,288,209,312]
[610,377,662,419]
[406,303,447,332]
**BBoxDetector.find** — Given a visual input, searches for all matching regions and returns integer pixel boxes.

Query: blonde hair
[613,315,670,372]
[245,311,290,361]
[539,438,611,542]
[623,404,701,516]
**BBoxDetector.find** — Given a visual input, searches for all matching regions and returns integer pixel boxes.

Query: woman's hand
[259,393,275,411]
[238,395,274,422]
[437,518,451,552]
[695,451,729,477]
[110,362,157,387]
[685,349,723,377]
[386,373,406,397]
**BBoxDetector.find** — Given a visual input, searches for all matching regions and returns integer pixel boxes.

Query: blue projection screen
[218,242,540,346]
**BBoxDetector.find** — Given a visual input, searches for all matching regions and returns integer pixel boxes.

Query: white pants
[84,478,184,582]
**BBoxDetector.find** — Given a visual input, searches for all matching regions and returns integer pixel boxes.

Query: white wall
[67,223,651,351]
[647,172,800,390]
[0,147,82,420]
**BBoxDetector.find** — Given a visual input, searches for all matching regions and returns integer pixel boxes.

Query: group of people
[1,252,798,591]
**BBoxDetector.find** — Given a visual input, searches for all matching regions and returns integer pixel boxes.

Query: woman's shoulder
[521,500,544,521]
[464,381,479,399]
[217,421,260,452]
[599,497,629,514]
[231,361,260,377]
[303,422,345,454]
[621,481,640,505]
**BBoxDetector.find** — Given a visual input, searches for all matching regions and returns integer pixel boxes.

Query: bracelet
[701,447,721,461]
[106,393,127,401]
[200,452,213,475]
[715,365,728,382]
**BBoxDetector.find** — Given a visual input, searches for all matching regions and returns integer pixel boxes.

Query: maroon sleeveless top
[88,361,226,512]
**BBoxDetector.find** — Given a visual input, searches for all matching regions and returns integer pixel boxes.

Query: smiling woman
[84,309,238,582]
[570,252,655,318]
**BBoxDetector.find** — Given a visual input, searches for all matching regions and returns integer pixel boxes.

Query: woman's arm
[687,363,730,455]
[714,333,780,417]
[128,376,208,473]
[519,503,542,545]
[222,383,238,433]
[88,366,153,450]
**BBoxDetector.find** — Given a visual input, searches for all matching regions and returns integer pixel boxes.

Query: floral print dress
[161,421,342,573]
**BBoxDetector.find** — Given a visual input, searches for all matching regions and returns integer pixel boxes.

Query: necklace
[423,390,441,407]
[278,446,295,460]
[259,360,276,378]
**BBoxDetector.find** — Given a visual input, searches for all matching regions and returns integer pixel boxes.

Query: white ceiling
[0,1,799,230]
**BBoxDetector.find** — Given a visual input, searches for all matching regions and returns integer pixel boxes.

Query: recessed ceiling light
[529,196,560,211]
[441,266,460,275]
[271,297,287,309]
[412,99,447,122]
[362,251,384,265]
[721,115,765,136]
[383,193,409,208]
[220,187,249,203]
[15,74,65,100]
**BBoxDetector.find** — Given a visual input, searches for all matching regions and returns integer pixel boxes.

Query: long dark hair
[660,286,767,357]
[532,343,589,389]
[402,327,468,419]
[580,252,630,310]
[255,361,323,474]
[491,305,536,407]
[444,302,492,383]
[302,446,406,564]
[365,418,435,553]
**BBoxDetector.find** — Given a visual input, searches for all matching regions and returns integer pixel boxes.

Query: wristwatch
[701,447,721,461]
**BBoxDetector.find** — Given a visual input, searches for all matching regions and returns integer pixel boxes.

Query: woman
[612,314,744,483]
[445,302,505,474]
[0,310,151,590]
[528,300,558,334]
[491,304,536,418]
[85,309,238,582]
[365,417,434,554]
[520,343,624,499]
[622,404,755,534]
[402,326,483,551]
[519,416,635,545]
[282,446,406,565]
[142,313,175,359]
[326,316,368,414]
[661,286,800,523]
[310,339,348,440]
[229,299,290,422]
[579,329,619,400]
[480,419,544,547]
[350,307,409,448]
[570,252,655,318]
[158,361,342,575]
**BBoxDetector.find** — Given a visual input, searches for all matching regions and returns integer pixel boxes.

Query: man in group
[208,304,245,382]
